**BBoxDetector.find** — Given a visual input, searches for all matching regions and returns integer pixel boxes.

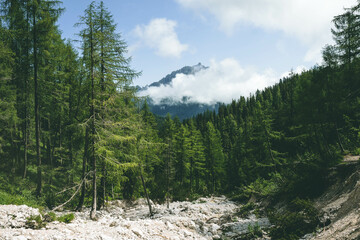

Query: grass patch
[0,190,42,208]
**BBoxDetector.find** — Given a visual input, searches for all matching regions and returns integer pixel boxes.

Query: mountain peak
[140,63,207,90]
[137,63,217,120]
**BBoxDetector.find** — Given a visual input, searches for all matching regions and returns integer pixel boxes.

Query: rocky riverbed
[0,196,271,240]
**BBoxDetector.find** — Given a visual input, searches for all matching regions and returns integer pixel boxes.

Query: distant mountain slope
[138,63,219,120]
[148,98,221,120]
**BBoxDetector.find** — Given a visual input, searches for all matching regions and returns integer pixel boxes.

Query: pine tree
[30,0,63,197]
[204,121,224,193]
[1,0,31,178]
[161,113,176,205]
[332,6,360,65]
[187,120,206,193]
[0,18,15,163]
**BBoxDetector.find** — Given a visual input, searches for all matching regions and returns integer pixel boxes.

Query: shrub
[26,215,46,229]
[236,202,256,218]
[57,213,75,223]
[267,198,319,239]
[44,212,56,222]
[248,223,263,238]
[244,172,283,198]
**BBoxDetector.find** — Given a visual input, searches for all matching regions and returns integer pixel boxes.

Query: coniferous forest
[0,0,360,233]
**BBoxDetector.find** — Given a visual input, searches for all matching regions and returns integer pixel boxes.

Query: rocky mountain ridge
[138,63,207,91]
[137,63,220,120]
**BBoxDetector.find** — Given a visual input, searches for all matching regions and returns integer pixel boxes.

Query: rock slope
[304,162,360,240]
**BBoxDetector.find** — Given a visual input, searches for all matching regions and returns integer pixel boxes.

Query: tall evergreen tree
[76,1,140,218]
[204,121,224,193]
[332,6,360,65]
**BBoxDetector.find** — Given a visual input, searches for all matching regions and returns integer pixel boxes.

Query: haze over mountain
[137,61,303,119]
[138,63,221,119]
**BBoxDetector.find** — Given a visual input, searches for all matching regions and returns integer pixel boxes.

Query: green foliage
[244,173,283,198]
[247,223,263,238]
[57,213,75,223]
[26,212,74,229]
[0,190,41,208]
[267,198,319,239]
[0,174,43,208]
[44,212,56,222]
[236,202,256,218]
[26,215,46,229]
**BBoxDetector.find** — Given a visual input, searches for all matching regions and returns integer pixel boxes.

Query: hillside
[305,156,360,239]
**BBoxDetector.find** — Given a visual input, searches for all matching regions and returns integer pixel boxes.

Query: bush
[26,212,74,229]
[57,213,75,223]
[229,191,251,203]
[248,223,263,238]
[244,172,283,198]
[26,215,46,229]
[44,212,56,222]
[236,202,256,218]
[267,198,319,239]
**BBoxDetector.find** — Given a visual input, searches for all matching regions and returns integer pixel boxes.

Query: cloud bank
[176,0,356,62]
[133,18,188,58]
[139,58,284,105]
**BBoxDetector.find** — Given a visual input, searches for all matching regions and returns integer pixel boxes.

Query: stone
[210,223,221,235]
[109,221,118,227]
[13,236,27,240]
[131,227,143,238]
[100,234,113,240]
[182,229,193,237]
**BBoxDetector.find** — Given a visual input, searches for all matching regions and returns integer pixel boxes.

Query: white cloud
[139,58,280,104]
[280,65,307,79]
[176,0,356,62]
[133,18,188,58]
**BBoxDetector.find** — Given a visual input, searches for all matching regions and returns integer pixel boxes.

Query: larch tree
[204,121,224,193]
[76,1,140,218]
[332,6,360,65]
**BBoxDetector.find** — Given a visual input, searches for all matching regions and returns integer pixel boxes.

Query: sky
[58,0,357,104]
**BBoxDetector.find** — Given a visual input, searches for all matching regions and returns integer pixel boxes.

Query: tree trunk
[101,164,106,209]
[335,121,345,153]
[189,158,193,193]
[89,8,97,219]
[68,73,73,183]
[76,128,88,211]
[33,8,42,198]
[139,163,153,216]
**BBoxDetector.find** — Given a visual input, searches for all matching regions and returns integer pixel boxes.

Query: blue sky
[58,0,356,104]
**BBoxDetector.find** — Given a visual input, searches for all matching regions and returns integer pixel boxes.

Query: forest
[0,0,359,230]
